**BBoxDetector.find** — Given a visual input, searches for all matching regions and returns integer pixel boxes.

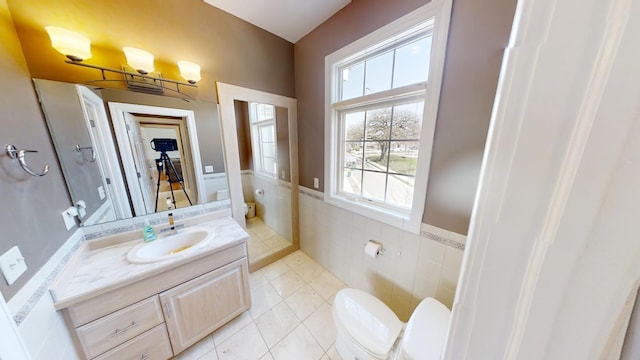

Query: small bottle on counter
[142,219,157,242]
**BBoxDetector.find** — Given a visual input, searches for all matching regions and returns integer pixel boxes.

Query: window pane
[341,168,362,196]
[259,125,275,142]
[388,141,419,175]
[341,62,365,101]
[391,102,423,140]
[393,36,432,88]
[363,141,389,172]
[364,51,393,95]
[386,173,414,208]
[262,157,276,175]
[344,143,363,170]
[251,103,275,123]
[262,142,275,158]
[345,111,365,140]
[365,107,391,140]
[362,170,386,202]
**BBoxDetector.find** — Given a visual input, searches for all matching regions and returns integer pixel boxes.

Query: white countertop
[50,216,249,309]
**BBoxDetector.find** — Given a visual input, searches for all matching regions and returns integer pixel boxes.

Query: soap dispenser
[142,219,157,242]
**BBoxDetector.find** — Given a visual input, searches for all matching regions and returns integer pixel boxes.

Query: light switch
[204,165,214,173]
[0,246,27,286]
[98,185,106,200]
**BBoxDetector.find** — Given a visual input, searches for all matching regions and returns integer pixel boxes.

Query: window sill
[324,193,421,234]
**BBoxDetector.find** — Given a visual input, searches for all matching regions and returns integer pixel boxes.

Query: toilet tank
[399,298,451,360]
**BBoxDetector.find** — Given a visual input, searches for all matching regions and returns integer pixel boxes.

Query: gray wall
[0,0,74,300]
[294,0,516,234]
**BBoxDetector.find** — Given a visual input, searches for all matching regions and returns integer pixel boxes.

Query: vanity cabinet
[57,242,251,360]
[161,260,250,353]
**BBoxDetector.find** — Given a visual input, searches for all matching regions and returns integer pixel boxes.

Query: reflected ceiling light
[177,61,201,84]
[123,47,155,74]
[45,26,92,62]
[45,26,198,95]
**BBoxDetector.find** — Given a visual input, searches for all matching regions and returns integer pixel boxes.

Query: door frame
[109,102,205,215]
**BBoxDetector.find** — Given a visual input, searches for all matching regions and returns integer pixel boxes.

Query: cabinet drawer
[93,324,173,360]
[77,296,164,359]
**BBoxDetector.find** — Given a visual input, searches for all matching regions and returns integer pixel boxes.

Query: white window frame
[324,0,452,233]
[249,102,278,180]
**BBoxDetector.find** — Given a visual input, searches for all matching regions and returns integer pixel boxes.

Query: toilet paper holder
[365,240,384,257]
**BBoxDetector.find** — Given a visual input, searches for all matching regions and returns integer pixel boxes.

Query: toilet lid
[333,289,404,358]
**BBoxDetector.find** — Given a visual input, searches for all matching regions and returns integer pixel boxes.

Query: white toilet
[333,288,451,360]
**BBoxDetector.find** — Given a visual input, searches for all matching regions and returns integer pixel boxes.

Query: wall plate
[0,246,27,286]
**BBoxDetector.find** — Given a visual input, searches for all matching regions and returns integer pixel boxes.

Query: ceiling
[203,0,351,43]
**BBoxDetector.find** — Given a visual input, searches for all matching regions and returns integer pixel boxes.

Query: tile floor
[246,217,291,263]
[173,250,346,360]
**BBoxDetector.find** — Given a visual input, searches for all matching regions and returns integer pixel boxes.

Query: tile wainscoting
[298,187,466,321]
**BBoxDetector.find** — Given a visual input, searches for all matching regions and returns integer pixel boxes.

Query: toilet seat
[333,289,404,359]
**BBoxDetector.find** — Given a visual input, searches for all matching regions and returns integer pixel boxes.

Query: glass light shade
[123,47,154,74]
[45,26,92,61]
[177,61,201,83]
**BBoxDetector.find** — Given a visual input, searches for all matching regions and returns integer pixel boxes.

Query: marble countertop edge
[49,217,248,310]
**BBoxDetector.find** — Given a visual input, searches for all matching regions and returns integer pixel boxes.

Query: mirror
[34,78,229,226]
[217,82,299,270]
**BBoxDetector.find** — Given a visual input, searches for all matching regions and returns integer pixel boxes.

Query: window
[249,102,277,179]
[324,0,452,233]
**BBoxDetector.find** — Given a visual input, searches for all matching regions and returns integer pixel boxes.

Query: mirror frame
[216,82,299,270]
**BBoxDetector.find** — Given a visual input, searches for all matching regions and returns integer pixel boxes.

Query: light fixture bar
[64,60,197,93]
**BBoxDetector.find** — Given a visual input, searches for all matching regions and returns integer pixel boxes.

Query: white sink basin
[127,226,215,264]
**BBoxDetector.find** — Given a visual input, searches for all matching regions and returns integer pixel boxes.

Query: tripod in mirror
[151,138,193,212]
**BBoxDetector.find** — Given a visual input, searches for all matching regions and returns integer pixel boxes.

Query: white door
[123,113,155,214]
[76,86,132,221]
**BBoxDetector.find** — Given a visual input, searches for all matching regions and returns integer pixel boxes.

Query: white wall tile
[298,191,467,318]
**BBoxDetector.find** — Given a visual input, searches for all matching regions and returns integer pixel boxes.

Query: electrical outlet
[314,177,320,189]
[282,170,286,179]
[205,165,214,173]
[98,186,106,200]
[0,246,27,286]
[61,208,76,230]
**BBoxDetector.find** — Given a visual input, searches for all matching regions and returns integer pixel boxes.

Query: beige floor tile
[270,270,305,298]
[250,282,283,318]
[303,303,336,351]
[325,344,342,360]
[282,250,311,268]
[285,284,325,321]
[255,302,301,348]
[292,259,325,282]
[174,334,214,359]
[216,322,268,360]
[262,260,291,281]
[309,271,345,301]
[270,324,325,360]
[259,352,275,360]
[212,311,253,346]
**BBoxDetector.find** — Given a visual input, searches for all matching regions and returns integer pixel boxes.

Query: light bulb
[45,26,92,61]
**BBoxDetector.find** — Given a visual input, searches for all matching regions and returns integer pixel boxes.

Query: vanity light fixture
[45,26,200,95]
[177,61,201,84]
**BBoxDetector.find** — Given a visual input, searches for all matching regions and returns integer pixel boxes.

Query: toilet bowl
[333,288,450,360]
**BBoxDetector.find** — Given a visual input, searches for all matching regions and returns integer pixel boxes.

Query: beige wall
[294,0,516,234]
[0,0,74,300]
[6,0,295,102]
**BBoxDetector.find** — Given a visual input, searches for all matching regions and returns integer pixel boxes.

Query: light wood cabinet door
[160,258,251,354]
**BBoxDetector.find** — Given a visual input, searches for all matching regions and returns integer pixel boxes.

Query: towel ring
[75,144,96,162]
[5,144,49,176]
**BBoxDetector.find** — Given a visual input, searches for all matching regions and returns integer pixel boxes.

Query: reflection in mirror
[217,82,299,270]
[34,78,229,226]
[234,100,292,264]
